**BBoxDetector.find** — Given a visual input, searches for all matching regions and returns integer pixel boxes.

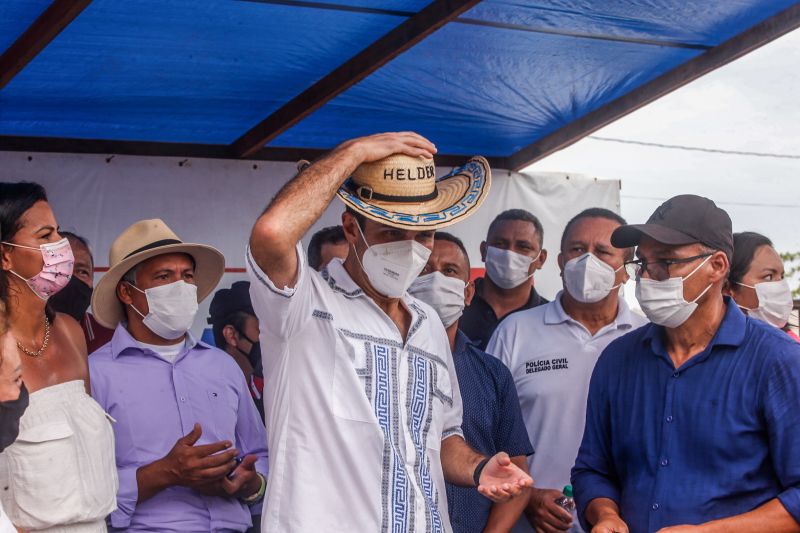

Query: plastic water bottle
[555,485,576,513]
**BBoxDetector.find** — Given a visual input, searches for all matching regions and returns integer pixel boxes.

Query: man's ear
[479,241,487,263]
[708,251,730,284]
[619,262,631,285]
[341,211,360,248]
[556,252,565,276]
[535,249,548,270]
[222,324,239,348]
[117,282,134,305]
[464,278,476,307]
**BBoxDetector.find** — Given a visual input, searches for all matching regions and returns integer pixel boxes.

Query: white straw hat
[336,154,491,230]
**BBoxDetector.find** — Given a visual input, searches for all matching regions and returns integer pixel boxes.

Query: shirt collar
[474,277,545,312]
[322,257,429,342]
[545,291,637,329]
[323,256,424,310]
[642,296,746,357]
[110,324,209,360]
[321,258,364,298]
[527,286,546,309]
[454,329,478,357]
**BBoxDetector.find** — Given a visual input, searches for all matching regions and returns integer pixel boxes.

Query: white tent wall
[0,151,620,339]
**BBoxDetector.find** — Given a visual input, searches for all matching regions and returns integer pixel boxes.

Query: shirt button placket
[651,367,677,530]
[173,367,191,435]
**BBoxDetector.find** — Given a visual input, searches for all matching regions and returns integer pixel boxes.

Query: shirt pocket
[331,329,381,424]
[206,388,239,442]
[423,357,455,452]
[6,421,84,527]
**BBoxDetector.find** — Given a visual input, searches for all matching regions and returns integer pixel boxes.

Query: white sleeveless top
[0,380,118,531]
[0,503,14,533]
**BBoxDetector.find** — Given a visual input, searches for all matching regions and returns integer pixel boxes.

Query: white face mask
[129,280,199,340]
[485,246,539,289]
[635,255,713,328]
[408,272,467,328]
[354,224,431,299]
[737,279,793,329]
[563,252,624,303]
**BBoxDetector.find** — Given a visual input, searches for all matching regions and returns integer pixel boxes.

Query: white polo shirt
[487,292,647,532]
[247,244,463,533]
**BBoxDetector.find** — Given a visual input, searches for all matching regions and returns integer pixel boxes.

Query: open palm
[477,452,534,502]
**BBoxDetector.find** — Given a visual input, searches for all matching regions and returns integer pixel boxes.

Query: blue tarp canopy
[1,0,798,169]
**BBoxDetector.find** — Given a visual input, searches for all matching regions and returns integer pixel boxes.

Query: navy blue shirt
[460,278,549,350]
[447,331,534,533]
[572,299,800,532]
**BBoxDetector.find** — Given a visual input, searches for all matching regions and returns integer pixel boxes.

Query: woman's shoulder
[52,312,90,379]
[53,312,87,352]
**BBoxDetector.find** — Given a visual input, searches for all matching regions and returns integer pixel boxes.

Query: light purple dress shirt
[89,325,268,532]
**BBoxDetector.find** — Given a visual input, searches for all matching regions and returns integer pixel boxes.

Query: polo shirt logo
[525,357,569,374]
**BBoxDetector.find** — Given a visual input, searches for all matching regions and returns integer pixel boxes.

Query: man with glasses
[487,208,646,532]
[572,195,800,533]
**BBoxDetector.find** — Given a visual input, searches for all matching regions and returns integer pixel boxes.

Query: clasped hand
[162,423,260,499]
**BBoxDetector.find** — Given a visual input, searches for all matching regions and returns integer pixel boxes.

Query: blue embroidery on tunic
[320,267,363,298]
[409,355,444,533]
[374,344,410,532]
[338,327,450,532]
[312,309,333,320]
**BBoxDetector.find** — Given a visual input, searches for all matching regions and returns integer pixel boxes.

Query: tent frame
[1,1,799,170]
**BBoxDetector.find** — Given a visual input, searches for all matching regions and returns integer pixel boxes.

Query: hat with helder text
[336,154,491,230]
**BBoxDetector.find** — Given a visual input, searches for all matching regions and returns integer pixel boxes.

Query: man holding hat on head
[571,195,800,533]
[89,219,268,532]
[247,132,532,532]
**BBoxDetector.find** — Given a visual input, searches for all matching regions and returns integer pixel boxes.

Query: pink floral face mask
[2,238,74,300]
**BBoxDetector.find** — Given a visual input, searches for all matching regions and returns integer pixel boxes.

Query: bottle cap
[563,485,573,498]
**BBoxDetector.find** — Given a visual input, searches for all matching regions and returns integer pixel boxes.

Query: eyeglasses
[624,253,713,281]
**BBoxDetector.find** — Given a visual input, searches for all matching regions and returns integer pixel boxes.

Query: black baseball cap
[611,194,733,258]
[207,281,254,325]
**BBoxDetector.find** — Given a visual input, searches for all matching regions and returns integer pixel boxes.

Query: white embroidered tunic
[247,244,463,533]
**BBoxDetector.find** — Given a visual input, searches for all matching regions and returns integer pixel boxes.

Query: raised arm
[248,132,436,288]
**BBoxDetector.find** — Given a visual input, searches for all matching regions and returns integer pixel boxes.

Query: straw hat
[336,154,491,230]
[91,219,225,329]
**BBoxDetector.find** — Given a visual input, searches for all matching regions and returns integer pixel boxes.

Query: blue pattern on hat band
[337,159,487,227]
